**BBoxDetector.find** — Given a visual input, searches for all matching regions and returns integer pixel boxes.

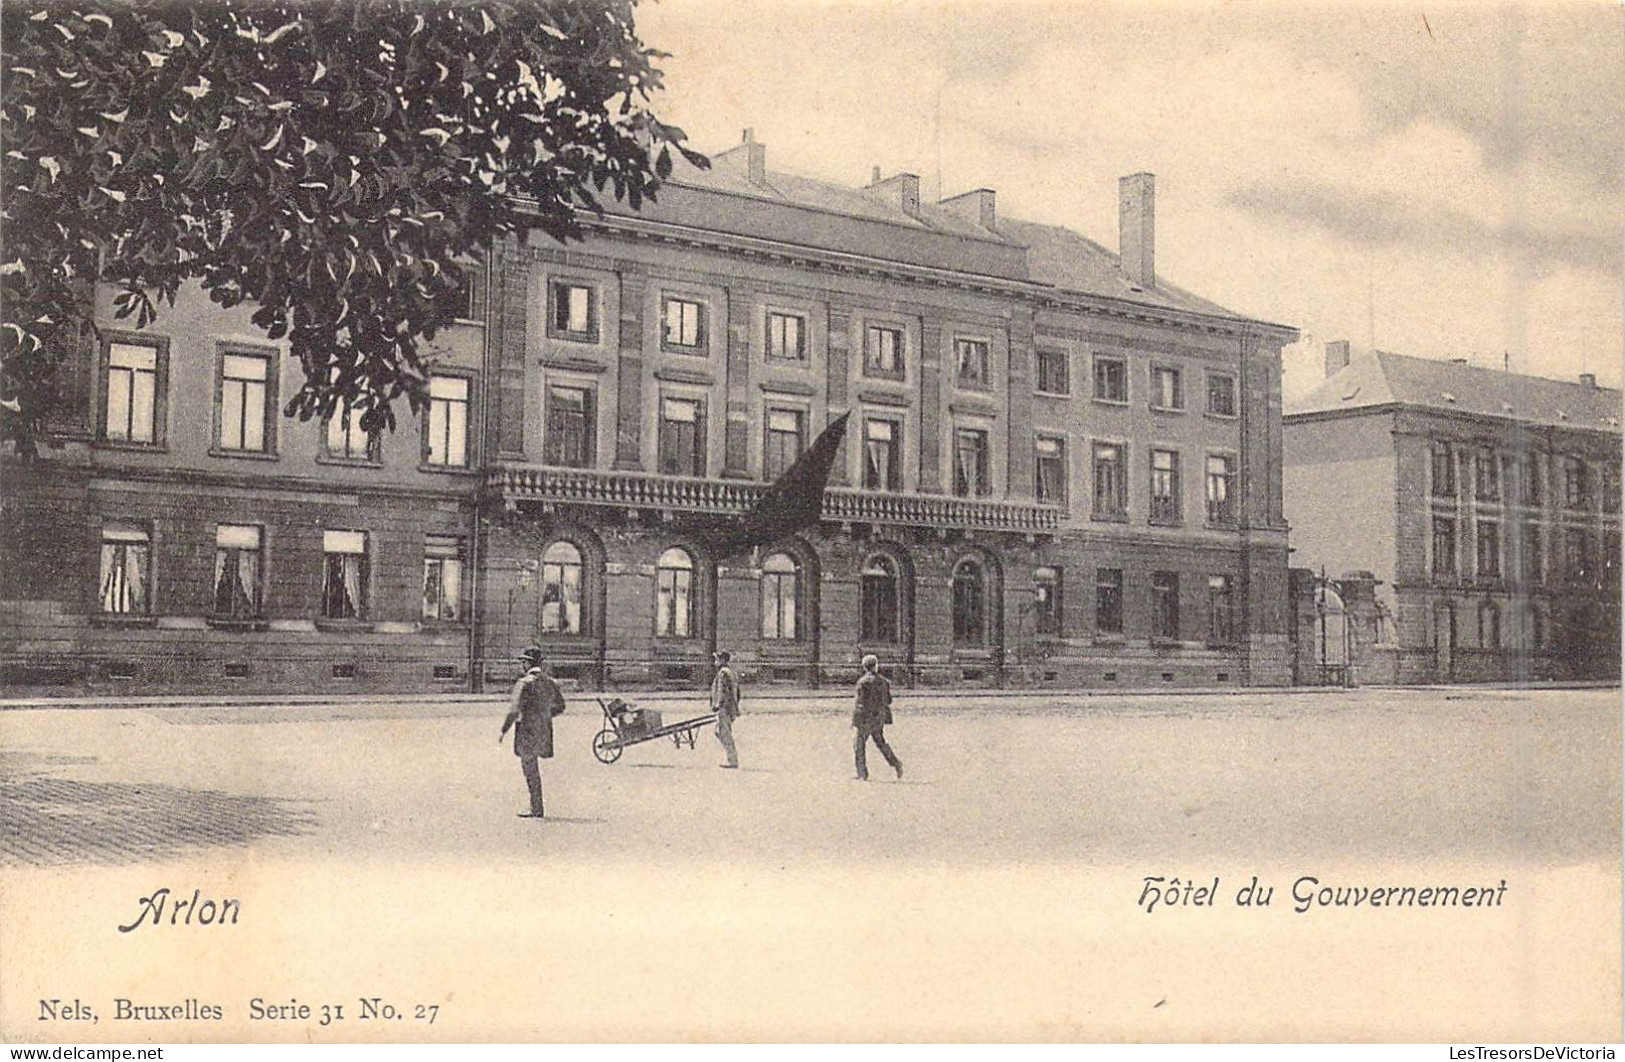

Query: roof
[1287,350,1622,434]
[658,145,1262,325]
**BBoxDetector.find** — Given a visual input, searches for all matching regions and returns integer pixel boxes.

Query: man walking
[853,654,903,781]
[710,649,741,769]
[500,645,565,818]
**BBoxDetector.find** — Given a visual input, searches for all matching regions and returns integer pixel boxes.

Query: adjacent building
[1283,343,1622,683]
[1,131,1299,694]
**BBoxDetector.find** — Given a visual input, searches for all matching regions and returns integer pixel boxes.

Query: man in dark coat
[500,645,565,818]
[710,650,741,768]
[852,654,903,781]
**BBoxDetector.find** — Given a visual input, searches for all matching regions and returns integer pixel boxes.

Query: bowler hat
[516,645,545,666]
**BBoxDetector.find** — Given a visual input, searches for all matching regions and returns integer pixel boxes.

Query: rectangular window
[321,530,368,620]
[212,524,262,618]
[1033,568,1062,636]
[1152,571,1180,639]
[1604,463,1622,512]
[426,375,470,467]
[1034,436,1066,506]
[955,338,990,388]
[1095,568,1123,634]
[658,396,705,476]
[1476,520,1501,578]
[1036,349,1069,395]
[662,296,705,350]
[1094,355,1127,403]
[1432,446,1456,498]
[1475,453,1500,501]
[218,353,271,453]
[764,407,805,480]
[953,427,990,497]
[550,281,596,338]
[422,535,464,623]
[1523,523,1543,584]
[1565,528,1593,584]
[99,523,151,615]
[1092,442,1127,517]
[864,325,904,378]
[863,418,901,491]
[104,342,160,443]
[1432,517,1457,578]
[1206,454,1236,526]
[1150,448,1181,524]
[1564,457,1589,509]
[1208,574,1235,645]
[1151,366,1183,411]
[1523,456,1543,506]
[324,400,375,461]
[545,385,595,468]
[1206,373,1237,417]
[766,312,806,362]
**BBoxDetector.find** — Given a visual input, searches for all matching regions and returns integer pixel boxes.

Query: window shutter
[583,388,597,465]
[693,402,707,475]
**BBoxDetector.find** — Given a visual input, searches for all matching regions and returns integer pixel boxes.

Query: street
[1,687,1619,1041]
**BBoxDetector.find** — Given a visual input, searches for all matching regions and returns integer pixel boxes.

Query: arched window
[953,559,986,646]
[540,541,582,634]
[1478,601,1500,648]
[656,547,695,638]
[860,555,899,644]
[760,552,800,640]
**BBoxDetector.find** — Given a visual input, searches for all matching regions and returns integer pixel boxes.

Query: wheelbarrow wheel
[592,728,622,764]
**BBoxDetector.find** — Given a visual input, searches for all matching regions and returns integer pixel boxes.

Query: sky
[635,0,1624,399]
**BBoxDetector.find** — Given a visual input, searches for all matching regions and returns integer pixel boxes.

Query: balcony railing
[488,464,1061,534]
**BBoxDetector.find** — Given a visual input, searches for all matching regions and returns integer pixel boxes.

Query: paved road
[1,687,1618,1041]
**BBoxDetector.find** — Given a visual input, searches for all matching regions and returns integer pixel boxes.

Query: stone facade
[2,146,1297,694]
[1284,347,1621,684]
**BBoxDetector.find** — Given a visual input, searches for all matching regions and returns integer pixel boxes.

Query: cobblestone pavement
[0,750,318,866]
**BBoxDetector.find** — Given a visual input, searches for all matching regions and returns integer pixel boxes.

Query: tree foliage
[1,0,705,452]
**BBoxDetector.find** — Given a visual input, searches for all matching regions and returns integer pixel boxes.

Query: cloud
[1227,178,1622,278]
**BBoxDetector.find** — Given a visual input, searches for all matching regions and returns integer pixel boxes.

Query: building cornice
[1285,402,1621,441]
[513,199,1299,344]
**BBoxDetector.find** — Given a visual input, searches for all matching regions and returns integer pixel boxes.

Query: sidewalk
[0,679,1610,712]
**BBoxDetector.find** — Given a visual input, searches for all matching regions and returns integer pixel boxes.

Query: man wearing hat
[500,645,565,818]
[710,649,741,769]
[852,654,902,781]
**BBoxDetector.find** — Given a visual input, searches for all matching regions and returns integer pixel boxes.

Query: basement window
[332,663,357,680]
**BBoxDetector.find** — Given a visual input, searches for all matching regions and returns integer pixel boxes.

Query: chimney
[939,188,997,231]
[1118,172,1155,288]
[1580,372,1598,389]
[1324,340,1352,378]
[741,128,767,187]
[865,170,921,218]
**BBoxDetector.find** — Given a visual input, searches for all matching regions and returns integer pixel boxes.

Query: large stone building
[1283,343,1621,683]
[1,133,1298,694]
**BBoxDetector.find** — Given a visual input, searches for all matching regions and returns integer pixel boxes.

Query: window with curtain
[662,297,705,350]
[860,555,899,643]
[99,523,151,614]
[864,418,900,490]
[1206,454,1235,526]
[1152,571,1180,639]
[1095,568,1123,634]
[325,400,374,461]
[1033,567,1061,636]
[540,540,583,634]
[1035,436,1066,506]
[760,552,800,640]
[952,560,986,646]
[322,530,368,619]
[1150,449,1181,524]
[1208,574,1234,645]
[213,524,262,617]
[954,427,990,498]
[422,535,464,623]
[1036,349,1069,395]
[1432,445,1456,497]
[1151,366,1183,410]
[865,326,903,378]
[550,281,596,337]
[656,547,695,638]
[766,312,806,362]
[1094,356,1127,403]
[1093,442,1126,517]
[955,338,989,387]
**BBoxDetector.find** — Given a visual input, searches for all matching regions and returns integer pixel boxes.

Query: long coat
[852,672,893,728]
[507,667,564,759]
